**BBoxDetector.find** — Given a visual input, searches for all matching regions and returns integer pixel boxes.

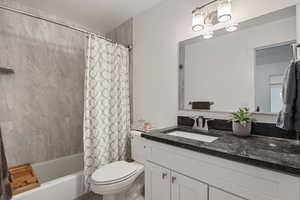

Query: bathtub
[13,153,85,200]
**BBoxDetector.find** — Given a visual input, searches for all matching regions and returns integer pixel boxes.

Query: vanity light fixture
[203,31,214,39]
[192,8,205,31]
[217,0,232,23]
[226,23,238,32]
[192,0,234,33]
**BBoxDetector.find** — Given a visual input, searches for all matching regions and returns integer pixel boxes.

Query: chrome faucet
[189,116,209,132]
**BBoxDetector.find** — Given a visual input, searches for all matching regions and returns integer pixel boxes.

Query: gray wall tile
[0,1,85,166]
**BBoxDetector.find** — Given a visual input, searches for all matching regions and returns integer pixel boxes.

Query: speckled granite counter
[141,126,300,176]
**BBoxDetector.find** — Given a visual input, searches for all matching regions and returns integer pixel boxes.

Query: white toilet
[91,131,146,200]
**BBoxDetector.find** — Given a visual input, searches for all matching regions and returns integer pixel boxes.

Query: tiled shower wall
[0,0,86,166]
[106,19,133,46]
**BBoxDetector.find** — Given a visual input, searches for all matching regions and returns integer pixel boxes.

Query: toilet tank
[131,131,147,164]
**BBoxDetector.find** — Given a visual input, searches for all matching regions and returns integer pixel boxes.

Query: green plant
[231,108,254,127]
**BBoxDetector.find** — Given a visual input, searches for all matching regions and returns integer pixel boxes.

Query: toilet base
[93,171,145,200]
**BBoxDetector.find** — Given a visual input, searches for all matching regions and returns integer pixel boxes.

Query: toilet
[91,131,146,200]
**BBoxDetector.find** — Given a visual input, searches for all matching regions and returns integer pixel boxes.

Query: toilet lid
[92,161,138,184]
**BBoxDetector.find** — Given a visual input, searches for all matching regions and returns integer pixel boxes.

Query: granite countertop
[141,126,300,176]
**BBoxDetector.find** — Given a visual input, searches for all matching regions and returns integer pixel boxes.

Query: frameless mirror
[179,6,296,114]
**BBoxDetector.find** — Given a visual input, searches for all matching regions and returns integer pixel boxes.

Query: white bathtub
[13,153,85,200]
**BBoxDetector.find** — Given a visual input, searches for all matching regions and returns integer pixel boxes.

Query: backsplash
[178,116,297,140]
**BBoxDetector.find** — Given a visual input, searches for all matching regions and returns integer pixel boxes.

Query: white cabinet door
[145,161,171,200]
[171,171,208,200]
[210,187,246,200]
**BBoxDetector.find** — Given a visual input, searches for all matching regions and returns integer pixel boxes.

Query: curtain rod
[0,4,132,49]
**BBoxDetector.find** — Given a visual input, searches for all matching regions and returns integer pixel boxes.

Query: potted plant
[231,108,254,137]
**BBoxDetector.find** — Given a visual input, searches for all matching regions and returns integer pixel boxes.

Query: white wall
[133,0,300,128]
[183,17,295,112]
[298,4,300,41]
[297,4,300,58]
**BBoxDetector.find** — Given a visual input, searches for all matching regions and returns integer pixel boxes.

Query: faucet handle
[190,115,199,120]
[189,115,199,124]
[196,116,212,128]
[187,115,199,128]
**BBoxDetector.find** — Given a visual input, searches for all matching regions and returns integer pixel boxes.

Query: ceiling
[14,0,163,34]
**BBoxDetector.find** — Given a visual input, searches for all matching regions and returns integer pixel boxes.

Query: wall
[298,5,300,41]
[0,0,86,166]
[297,4,300,58]
[183,16,295,112]
[106,19,133,47]
[133,0,300,128]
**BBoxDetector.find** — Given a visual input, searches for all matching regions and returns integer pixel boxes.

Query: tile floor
[75,192,102,200]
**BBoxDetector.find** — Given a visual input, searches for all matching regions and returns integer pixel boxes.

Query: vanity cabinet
[144,139,300,200]
[145,161,208,200]
[171,171,208,200]
[210,187,245,200]
[145,162,171,200]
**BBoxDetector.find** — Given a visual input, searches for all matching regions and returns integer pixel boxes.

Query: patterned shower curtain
[83,35,130,189]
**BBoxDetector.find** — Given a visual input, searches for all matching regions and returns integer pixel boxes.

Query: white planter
[232,121,252,137]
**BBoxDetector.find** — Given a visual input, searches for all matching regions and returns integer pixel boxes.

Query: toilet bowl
[91,131,145,200]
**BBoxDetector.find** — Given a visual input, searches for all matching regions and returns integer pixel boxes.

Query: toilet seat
[91,161,139,185]
[91,161,144,195]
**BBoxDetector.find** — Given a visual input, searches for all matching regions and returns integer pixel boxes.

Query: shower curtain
[83,35,130,189]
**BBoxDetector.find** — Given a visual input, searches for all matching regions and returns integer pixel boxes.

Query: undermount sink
[167,131,218,143]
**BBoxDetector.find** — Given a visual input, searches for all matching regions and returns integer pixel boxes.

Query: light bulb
[226,23,238,32]
[217,0,232,23]
[192,9,205,31]
[203,31,214,39]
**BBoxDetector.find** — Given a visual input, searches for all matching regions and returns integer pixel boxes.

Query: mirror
[179,6,296,114]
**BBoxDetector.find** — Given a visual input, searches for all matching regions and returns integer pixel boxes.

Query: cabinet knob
[172,176,176,183]
[162,173,167,179]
